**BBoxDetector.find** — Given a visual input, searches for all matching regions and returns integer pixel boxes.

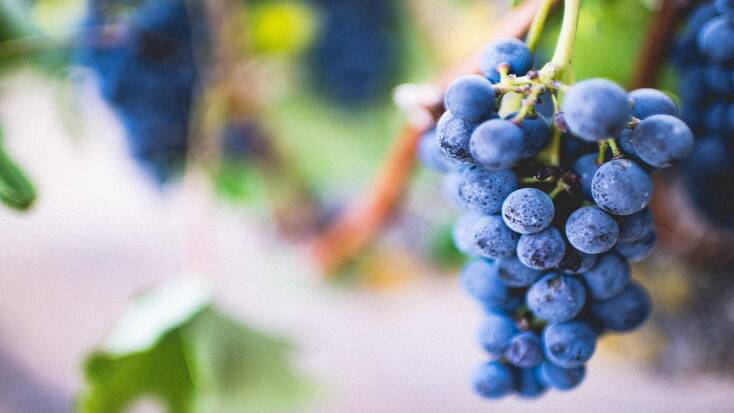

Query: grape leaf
[0,128,37,210]
[78,278,314,413]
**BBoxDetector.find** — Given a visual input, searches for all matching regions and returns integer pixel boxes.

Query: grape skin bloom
[592,159,653,216]
[565,206,620,254]
[502,188,555,235]
[470,119,524,170]
[517,227,566,270]
[527,273,586,323]
[561,78,631,141]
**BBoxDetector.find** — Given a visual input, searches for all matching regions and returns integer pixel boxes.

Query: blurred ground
[0,75,732,413]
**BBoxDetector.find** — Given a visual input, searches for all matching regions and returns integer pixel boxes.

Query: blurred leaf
[213,162,264,204]
[0,129,37,210]
[79,278,314,413]
[248,1,317,56]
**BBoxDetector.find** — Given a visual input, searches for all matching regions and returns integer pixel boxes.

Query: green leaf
[0,129,37,210]
[78,278,314,413]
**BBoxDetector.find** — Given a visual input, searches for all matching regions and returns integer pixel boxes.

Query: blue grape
[582,252,631,300]
[590,282,651,332]
[458,166,518,215]
[469,119,524,170]
[78,0,200,183]
[565,206,619,254]
[479,38,532,83]
[508,113,551,158]
[559,248,598,274]
[477,313,518,358]
[616,207,654,242]
[715,0,734,18]
[617,128,642,161]
[527,273,586,323]
[616,229,656,262]
[445,75,497,121]
[452,213,482,256]
[703,65,734,95]
[628,88,677,119]
[473,215,520,259]
[441,170,463,207]
[417,128,456,172]
[561,78,631,141]
[704,103,731,135]
[501,188,555,234]
[472,361,514,399]
[540,362,585,391]
[631,115,694,168]
[573,153,599,200]
[516,367,547,399]
[460,259,514,308]
[506,332,544,368]
[483,291,525,314]
[543,321,597,368]
[496,256,543,287]
[592,159,653,216]
[698,17,734,63]
[307,0,399,105]
[437,111,477,163]
[517,227,566,270]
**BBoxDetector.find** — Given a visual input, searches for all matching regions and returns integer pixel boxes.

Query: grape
[590,282,652,332]
[543,321,597,368]
[477,313,518,358]
[437,111,478,163]
[698,17,734,63]
[479,38,532,83]
[715,0,734,18]
[473,215,520,259]
[472,361,514,399]
[307,0,399,105]
[501,188,555,234]
[628,88,677,119]
[704,103,730,134]
[517,227,566,270]
[631,115,694,168]
[581,252,631,300]
[527,273,586,323]
[616,208,654,242]
[703,65,734,95]
[469,119,524,170]
[561,78,631,141]
[506,332,544,368]
[565,206,619,254]
[508,113,551,158]
[516,367,547,399]
[559,248,597,274]
[496,256,543,287]
[591,159,653,216]
[616,229,657,262]
[540,362,585,391]
[572,153,599,200]
[458,166,518,215]
[452,213,482,256]
[459,259,508,305]
[418,128,457,172]
[78,0,199,183]
[445,75,497,121]
[441,170,464,207]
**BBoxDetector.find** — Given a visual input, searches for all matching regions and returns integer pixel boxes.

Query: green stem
[548,180,568,199]
[607,138,622,158]
[525,0,555,53]
[538,0,581,80]
[597,140,608,164]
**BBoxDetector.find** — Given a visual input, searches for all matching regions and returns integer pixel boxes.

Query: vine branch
[308,0,548,274]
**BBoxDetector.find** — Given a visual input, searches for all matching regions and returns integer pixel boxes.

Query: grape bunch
[673,0,734,228]
[419,38,693,399]
[307,0,401,106]
[77,0,201,184]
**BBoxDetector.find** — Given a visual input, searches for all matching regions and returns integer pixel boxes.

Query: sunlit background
[0,0,733,412]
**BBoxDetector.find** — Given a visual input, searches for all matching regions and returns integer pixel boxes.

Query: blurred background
[0,0,733,412]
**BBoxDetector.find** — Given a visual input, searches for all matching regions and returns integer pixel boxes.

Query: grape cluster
[419,38,693,399]
[307,0,400,106]
[673,0,734,228]
[77,0,201,184]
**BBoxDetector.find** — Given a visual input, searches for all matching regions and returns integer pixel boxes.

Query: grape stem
[525,0,556,53]
[548,179,569,199]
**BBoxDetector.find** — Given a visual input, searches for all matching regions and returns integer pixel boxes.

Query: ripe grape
[445,75,497,121]
[527,273,586,323]
[561,79,630,141]
[517,227,566,270]
[496,256,543,287]
[591,159,653,216]
[470,119,524,170]
[437,111,478,164]
[479,38,532,83]
[572,153,599,200]
[506,332,544,368]
[478,313,519,357]
[581,253,631,300]
[616,208,654,242]
[472,361,514,399]
[457,166,518,215]
[631,115,694,167]
[543,321,597,368]
[565,206,619,254]
[590,282,652,332]
[501,188,555,234]
[540,362,585,391]
[473,215,520,259]
[516,367,547,399]
[616,229,657,262]
[628,88,677,119]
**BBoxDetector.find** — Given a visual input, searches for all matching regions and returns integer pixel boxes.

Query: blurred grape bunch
[76,0,204,184]
[306,0,403,106]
